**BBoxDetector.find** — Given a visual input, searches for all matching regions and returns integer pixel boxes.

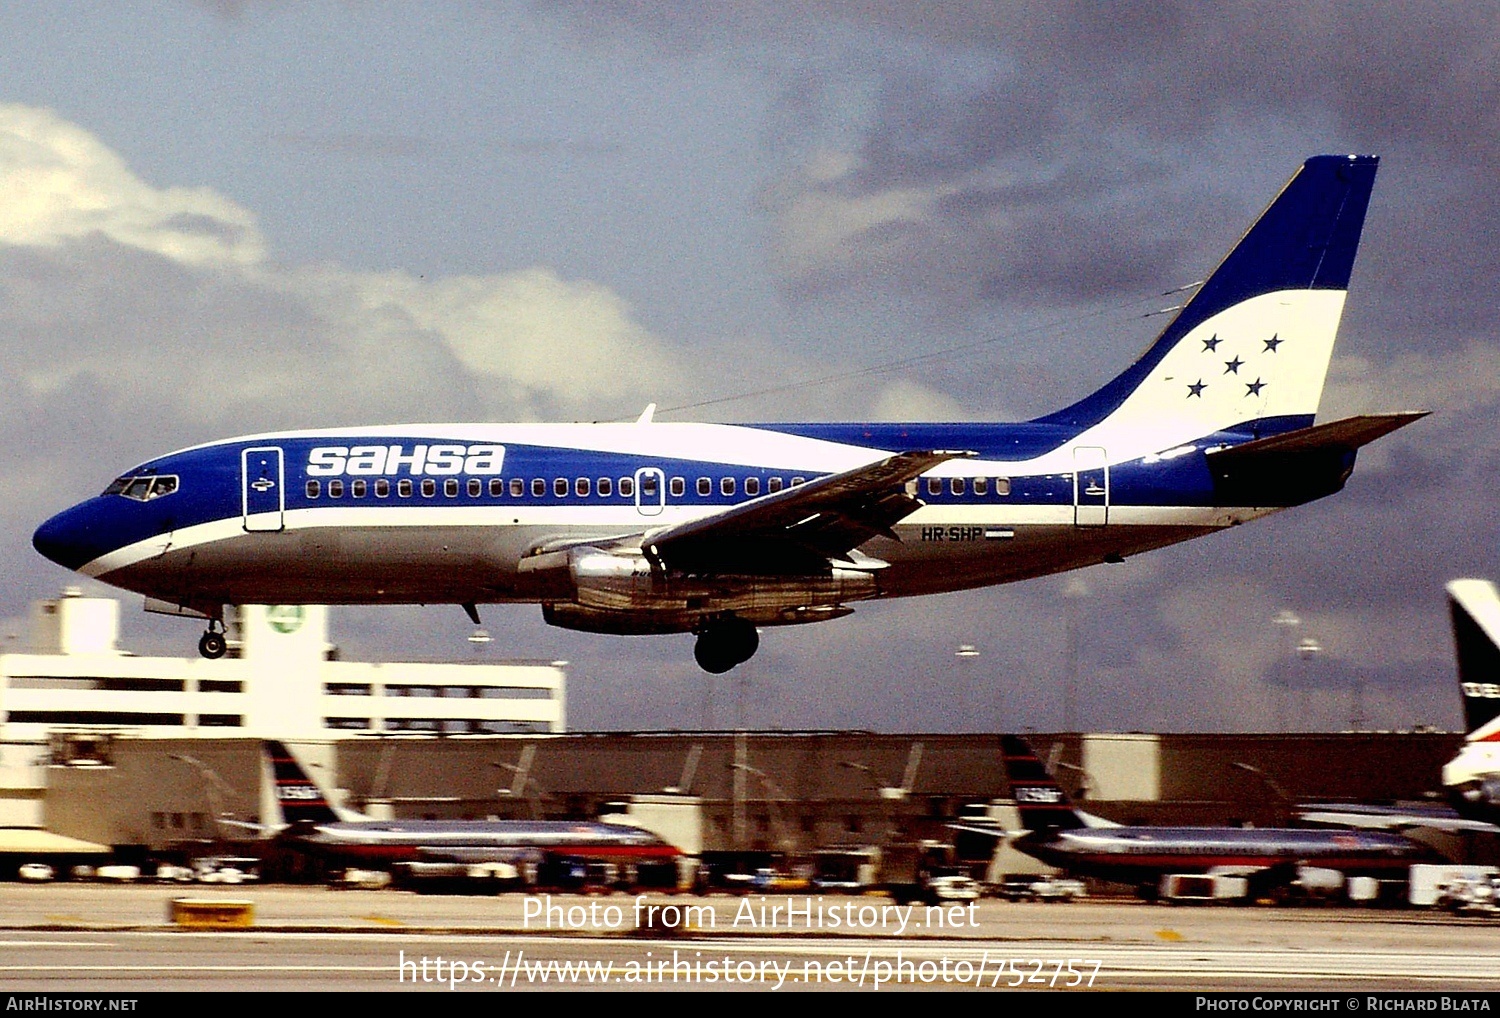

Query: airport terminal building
[0,591,1489,879]
[0,590,565,839]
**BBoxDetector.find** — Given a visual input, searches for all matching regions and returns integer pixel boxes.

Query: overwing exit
[33,156,1423,672]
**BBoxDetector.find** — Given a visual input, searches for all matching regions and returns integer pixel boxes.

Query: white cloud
[0,104,264,266]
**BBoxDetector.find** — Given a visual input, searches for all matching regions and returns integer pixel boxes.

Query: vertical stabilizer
[1036,155,1379,452]
[1447,580,1500,742]
[265,740,343,825]
[1001,734,1086,832]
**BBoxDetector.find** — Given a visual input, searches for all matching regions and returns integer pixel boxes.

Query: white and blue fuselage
[32,156,1422,671]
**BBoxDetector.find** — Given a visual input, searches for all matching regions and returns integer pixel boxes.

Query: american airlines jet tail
[33,156,1424,673]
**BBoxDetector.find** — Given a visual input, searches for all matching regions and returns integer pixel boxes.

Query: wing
[639,449,973,574]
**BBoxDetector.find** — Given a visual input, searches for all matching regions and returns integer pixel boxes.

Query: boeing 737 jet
[261,741,677,872]
[33,155,1422,672]
[955,735,1436,897]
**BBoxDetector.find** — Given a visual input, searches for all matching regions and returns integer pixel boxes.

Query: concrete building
[38,729,1493,874]
[0,590,567,741]
[0,590,566,859]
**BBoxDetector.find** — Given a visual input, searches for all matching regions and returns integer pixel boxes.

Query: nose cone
[33,503,102,572]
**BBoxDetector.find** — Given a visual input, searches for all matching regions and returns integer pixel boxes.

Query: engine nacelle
[538,546,879,634]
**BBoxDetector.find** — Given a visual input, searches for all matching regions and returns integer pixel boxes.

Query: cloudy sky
[2,1,1497,735]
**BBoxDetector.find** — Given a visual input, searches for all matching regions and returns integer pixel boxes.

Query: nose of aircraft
[33,503,99,572]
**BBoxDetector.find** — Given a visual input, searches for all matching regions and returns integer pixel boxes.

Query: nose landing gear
[693,616,759,674]
[198,620,227,660]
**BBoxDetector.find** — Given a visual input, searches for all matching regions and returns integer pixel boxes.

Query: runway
[0,886,1496,992]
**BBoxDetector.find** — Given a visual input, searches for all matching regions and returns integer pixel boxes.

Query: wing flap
[645,449,972,569]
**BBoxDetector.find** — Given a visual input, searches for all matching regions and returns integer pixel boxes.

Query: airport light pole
[1061,579,1089,732]
[955,644,980,732]
[1271,609,1301,733]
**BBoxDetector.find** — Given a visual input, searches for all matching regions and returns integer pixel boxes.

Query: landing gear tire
[693,618,759,674]
[198,629,227,660]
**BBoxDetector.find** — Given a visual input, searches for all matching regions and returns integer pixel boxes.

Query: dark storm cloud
[541,1,1500,330]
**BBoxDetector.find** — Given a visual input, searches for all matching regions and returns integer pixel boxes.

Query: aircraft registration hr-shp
[33,155,1424,673]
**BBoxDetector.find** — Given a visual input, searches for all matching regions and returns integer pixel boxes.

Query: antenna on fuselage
[636,403,657,425]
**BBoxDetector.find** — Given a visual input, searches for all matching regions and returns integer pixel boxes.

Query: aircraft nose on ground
[33,504,98,572]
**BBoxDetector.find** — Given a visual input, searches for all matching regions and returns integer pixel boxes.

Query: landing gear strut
[198,620,227,660]
[693,616,759,674]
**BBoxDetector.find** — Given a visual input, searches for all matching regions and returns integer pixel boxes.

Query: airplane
[1440,579,1500,825]
[953,735,1438,898]
[1292,580,1500,837]
[31,155,1425,673]
[259,740,679,873]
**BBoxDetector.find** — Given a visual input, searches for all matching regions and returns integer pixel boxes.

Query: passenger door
[242,446,285,532]
[1072,446,1108,527]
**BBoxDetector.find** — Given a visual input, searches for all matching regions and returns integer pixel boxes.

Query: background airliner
[262,740,677,872]
[32,155,1422,672]
[954,735,1436,897]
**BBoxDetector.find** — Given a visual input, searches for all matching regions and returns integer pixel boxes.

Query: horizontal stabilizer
[1208,411,1428,462]
[1205,412,1427,507]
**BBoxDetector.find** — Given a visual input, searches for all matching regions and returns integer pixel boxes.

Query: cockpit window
[108,475,180,502]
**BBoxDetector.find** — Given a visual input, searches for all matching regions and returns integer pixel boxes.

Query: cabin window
[791,476,806,486]
[398,478,413,497]
[532,479,546,497]
[305,480,320,499]
[375,479,390,497]
[995,477,1012,496]
[575,477,590,497]
[619,477,635,497]
[973,477,988,496]
[669,477,684,497]
[511,478,524,497]
[745,477,760,496]
[489,479,503,497]
[697,477,711,497]
[721,477,735,496]
[641,474,658,496]
[927,478,942,497]
[470,479,484,497]
[328,480,344,498]
[950,478,965,496]
[768,477,783,493]
[598,477,612,497]
[351,479,367,498]
[553,478,568,497]
[444,478,459,497]
[421,478,436,497]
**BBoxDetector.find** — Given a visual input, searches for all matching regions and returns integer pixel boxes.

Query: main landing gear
[693,616,759,674]
[198,620,227,660]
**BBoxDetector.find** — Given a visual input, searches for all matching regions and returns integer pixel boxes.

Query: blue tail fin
[1036,155,1378,444]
